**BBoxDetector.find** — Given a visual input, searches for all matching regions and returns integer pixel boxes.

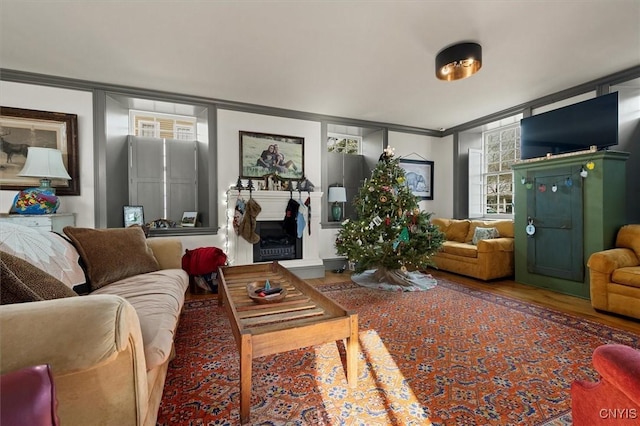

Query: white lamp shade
[328,186,347,203]
[18,147,71,180]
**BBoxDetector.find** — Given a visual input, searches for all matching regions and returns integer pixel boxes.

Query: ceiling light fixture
[435,42,482,81]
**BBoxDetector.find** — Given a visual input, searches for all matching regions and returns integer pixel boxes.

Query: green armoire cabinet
[513,151,629,298]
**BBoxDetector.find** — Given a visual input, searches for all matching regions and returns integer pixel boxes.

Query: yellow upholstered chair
[587,224,640,320]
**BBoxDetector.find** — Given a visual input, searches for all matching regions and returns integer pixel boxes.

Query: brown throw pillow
[1,251,78,304]
[63,226,160,291]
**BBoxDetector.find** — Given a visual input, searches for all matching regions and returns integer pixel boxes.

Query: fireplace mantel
[225,190,325,278]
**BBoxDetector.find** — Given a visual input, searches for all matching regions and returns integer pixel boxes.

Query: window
[138,120,159,137]
[328,134,361,154]
[482,124,520,215]
[175,124,195,140]
[131,111,196,140]
[128,111,199,225]
[468,116,522,218]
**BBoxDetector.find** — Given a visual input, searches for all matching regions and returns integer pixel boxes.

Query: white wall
[0,81,450,261]
[189,109,324,253]
[389,131,454,218]
[0,81,95,227]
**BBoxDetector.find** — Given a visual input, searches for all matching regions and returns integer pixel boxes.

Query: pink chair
[571,344,640,425]
[0,364,59,426]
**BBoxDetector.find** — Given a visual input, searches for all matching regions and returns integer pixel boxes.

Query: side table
[0,213,76,233]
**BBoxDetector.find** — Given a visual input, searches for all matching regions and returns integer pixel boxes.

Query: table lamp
[13,147,71,214]
[328,186,347,221]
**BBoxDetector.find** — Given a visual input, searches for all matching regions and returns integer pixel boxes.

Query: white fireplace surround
[225,190,325,278]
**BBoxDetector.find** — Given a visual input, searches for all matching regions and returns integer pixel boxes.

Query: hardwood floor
[191,269,640,335]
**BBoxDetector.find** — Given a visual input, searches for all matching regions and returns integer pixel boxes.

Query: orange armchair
[571,344,640,425]
[587,224,640,320]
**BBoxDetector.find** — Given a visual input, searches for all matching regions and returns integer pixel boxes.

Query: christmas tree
[335,147,446,287]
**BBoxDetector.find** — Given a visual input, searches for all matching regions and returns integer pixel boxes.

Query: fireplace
[253,221,302,262]
[226,190,323,278]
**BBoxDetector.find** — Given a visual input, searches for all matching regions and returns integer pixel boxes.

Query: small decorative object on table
[247,280,287,304]
[328,186,347,221]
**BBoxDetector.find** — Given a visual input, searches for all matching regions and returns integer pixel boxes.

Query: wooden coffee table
[217,262,358,424]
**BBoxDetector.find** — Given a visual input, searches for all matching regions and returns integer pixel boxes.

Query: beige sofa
[0,224,189,426]
[430,218,515,281]
[587,224,640,320]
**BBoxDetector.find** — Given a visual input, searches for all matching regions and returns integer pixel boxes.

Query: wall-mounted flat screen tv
[520,92,618,160]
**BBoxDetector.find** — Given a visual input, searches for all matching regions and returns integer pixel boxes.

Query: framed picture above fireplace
[239,131,304,180]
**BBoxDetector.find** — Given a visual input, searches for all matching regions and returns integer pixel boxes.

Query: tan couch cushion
[611,266,640,288]
[64,226,160,292]
[93,269,189,370]
[147,238,183,270]
[1,251,78,304]
[431,218,449,233]
[448,220,471,242]
[476,237,514,253]
[432,218,471,243]
[440,241,478,258]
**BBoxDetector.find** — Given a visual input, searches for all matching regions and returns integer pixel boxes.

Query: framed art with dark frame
[239,131,304,180]
[123,205,144,227]
[399,158,434,200]
[0,107,80,195]
[181,211,198,227]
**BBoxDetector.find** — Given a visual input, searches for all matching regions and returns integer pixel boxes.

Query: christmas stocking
[232,197,245,235]
[239,198,261,244]
[283,198,300,238]
[296,201,307,238]
[304,196,311,235]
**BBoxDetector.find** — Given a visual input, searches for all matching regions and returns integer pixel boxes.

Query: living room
[1,1,639,425]
[1,3,639,255]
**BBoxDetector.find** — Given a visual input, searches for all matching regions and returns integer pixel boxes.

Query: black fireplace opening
[253,221,303,262]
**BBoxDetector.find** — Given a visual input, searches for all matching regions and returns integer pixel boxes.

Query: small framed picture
[123,205,144,227]
[181,211,198,227]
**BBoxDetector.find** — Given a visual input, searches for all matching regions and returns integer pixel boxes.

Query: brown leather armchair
[587,224,640,320]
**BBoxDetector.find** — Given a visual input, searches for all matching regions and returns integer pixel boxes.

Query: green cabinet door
[526,166,584,282]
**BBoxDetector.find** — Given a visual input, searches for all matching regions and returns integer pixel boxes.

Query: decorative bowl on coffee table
[246,281,287,304]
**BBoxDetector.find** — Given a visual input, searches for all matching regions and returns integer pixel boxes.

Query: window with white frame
[468,117,522,218]
[483,124,520,215]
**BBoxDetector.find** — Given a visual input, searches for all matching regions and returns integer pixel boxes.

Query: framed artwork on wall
[239,131,304,180]
[0,107,80,195]
[399,158,434,200]
[123,205,144,227]
[181,211,198,227]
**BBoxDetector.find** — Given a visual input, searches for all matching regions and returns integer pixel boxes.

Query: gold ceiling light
[435,42,482,81]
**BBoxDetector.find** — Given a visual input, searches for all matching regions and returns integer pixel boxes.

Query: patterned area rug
[158,279,639,425]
